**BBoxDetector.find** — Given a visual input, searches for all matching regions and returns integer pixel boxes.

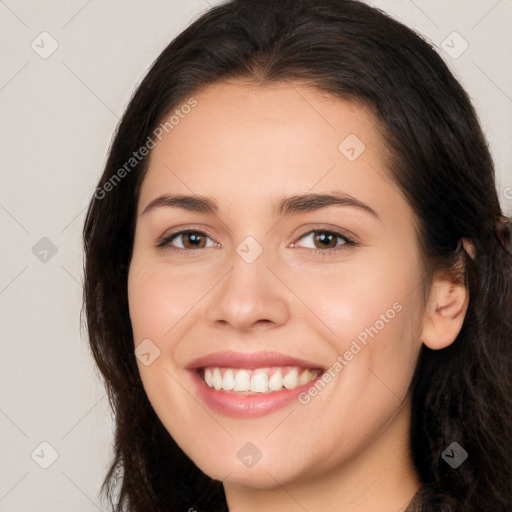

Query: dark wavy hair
[82,0,512,510]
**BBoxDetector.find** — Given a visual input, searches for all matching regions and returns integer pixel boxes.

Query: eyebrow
[140,192,380,220]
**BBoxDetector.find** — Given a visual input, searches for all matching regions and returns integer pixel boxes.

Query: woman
[82,0,512,510]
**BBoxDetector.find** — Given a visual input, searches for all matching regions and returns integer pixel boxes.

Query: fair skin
[127,80,469,512]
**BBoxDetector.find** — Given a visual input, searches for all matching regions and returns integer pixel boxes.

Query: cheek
[127,259,205,431]
[305,247,423,397]
[127,258,204,342]
[303,247,420,343]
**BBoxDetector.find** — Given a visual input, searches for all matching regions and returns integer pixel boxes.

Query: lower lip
[188,369,324,418]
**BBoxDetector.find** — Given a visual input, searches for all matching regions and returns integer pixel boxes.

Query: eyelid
[292,225,358,245]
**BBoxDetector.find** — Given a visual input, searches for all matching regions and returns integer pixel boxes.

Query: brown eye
[312,231,339,249]
[293,230,355,254]
[157,230,217,251]
[180,232,207,249]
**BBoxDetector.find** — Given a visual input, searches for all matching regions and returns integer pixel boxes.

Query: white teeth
[234,370,251,391]
[268,371,283,391]
[223,369,235,391]
[250,373,269,393]
[200,366,321,393]
[282,369,298,390]
[299,369,310,386]
[212,368,222,390]
[205,368,213,387]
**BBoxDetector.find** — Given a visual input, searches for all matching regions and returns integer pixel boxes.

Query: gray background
[0,1,511,510]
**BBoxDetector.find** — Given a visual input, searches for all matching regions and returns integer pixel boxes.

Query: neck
[223,399,421,512]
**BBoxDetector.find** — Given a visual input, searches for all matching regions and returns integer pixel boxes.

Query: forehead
[138,79,400,218]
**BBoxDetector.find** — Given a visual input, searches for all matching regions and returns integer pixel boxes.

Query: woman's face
[128,80,426,490]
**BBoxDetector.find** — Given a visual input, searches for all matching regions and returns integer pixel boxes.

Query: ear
[420,272,469,350]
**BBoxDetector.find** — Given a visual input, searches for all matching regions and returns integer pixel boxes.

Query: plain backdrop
[0,1,511,510]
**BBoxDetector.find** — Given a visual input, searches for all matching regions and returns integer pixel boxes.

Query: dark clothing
[404,487,425,512]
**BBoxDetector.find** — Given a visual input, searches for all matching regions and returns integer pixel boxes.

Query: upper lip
[186,351,325,371]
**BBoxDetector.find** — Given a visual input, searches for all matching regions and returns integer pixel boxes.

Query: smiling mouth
[197,366,323,394]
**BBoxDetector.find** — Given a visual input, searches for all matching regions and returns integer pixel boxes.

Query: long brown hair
[82,1,512,510]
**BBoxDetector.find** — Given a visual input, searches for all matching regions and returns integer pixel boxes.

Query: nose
[205,247,290,332]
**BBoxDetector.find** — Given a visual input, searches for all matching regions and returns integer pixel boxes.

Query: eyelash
[156,229,358,256]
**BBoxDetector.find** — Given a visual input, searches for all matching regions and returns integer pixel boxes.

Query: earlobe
[421,278,469,350]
